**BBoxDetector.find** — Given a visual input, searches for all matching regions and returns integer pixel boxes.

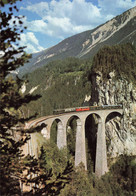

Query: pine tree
[24,147,73,196]
[0,0,72,195]
[0,0,40,194]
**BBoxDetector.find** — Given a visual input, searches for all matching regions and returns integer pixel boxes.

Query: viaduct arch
[26,107,123,177]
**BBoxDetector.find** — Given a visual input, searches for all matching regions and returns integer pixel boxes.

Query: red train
[53,105,122,115]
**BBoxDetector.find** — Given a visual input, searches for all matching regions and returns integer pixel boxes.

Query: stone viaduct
[26,106,123,177]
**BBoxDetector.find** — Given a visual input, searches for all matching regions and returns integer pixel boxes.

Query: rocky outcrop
[91,71,136,157]
[19,7,136,76]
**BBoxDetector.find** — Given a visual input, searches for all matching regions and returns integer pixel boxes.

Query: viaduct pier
[25,105,123,177]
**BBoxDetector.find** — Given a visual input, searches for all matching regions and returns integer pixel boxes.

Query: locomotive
[53,105,122,115]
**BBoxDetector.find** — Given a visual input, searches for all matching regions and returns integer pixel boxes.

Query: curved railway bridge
[25,105,123,177]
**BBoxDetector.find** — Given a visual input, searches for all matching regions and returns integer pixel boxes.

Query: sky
[4,0,136,53]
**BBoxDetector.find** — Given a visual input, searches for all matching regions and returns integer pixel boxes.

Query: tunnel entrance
[85,113,100,173]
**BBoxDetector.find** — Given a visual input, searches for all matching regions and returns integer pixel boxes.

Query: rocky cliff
[90,44,136,158]
[91,71,136,157]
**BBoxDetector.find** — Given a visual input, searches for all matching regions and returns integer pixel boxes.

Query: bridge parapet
[26,105,123,177]
[53,105,123,115]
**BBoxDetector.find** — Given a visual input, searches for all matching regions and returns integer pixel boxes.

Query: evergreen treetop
[0,1,72,195]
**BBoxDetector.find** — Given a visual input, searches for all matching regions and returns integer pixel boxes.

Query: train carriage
[53,105,122,115]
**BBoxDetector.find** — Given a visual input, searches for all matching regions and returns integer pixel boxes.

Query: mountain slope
[25,44,136,161]
[20,6,136,74]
